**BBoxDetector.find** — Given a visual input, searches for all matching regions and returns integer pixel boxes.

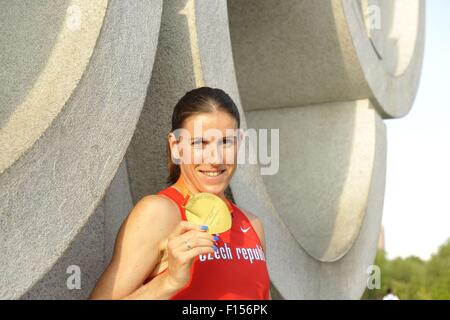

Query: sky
[382,0,450,260]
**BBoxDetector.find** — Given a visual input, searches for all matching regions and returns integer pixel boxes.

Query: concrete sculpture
[0,0,424,299]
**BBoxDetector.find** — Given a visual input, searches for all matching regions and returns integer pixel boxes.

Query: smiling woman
[89,87,271,300]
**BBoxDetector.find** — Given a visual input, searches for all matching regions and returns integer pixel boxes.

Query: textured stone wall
[0,0,424,299]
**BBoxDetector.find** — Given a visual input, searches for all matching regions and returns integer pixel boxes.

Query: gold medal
[183,192,232,234]
[173,182,232,234]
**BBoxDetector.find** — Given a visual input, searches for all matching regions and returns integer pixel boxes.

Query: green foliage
[362,238,450,300]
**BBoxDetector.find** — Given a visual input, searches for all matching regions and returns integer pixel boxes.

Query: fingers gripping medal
[182,193,232,234]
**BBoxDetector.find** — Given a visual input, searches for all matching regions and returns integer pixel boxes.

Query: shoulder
[239,207,263,229]
[135,193,179,213]
[124,193,181,235]
[238,206,267,253]
[112,193,182,258]
[134,192,179,215]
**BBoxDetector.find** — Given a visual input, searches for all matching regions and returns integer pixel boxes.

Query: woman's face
[169,110,241,195]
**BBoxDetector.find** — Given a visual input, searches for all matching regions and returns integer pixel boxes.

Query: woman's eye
[192,140,205,146]
[222,138,234,146]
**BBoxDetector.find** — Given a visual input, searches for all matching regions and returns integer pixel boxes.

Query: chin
[200,183,227,195]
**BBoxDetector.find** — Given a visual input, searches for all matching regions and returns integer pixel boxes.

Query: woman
[89,87,271,300]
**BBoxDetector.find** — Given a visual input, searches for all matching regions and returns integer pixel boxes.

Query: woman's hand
[165,221,218,290]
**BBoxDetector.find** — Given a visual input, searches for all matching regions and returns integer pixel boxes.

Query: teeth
[201,170,223,177]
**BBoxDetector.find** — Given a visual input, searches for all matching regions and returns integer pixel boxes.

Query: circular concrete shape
[0,0,108,174]
[228,0,423,296]
[227,0,425,118]
[0,0,162,299]
[343,0,425,117]
[359,0,420,76]
[245,100,387,262]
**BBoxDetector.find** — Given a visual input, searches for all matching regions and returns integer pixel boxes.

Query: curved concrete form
[0,0,162,299]
[227,0,422,298]
[227,0,425,118]
[341,0,425,117]
[246,100,385,263]
[0,0,107,174]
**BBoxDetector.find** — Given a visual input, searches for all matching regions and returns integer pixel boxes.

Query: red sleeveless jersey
[148,186,270,300]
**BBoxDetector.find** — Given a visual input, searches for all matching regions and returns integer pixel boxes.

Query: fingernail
[213,235,219,241]
[212,245,218,252]
[201,225,208,230]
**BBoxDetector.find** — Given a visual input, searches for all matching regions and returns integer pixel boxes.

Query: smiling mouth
[199,169,226,177]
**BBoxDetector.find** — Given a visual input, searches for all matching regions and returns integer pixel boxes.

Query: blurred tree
[427,238,450,299]
[362,238,450,300]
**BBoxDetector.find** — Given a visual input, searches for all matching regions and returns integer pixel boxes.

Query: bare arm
[89,195,180,300]
[118,268,180,300]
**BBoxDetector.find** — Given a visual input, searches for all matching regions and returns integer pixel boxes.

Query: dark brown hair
[166,86,241,184]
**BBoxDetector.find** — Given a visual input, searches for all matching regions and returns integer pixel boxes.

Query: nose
[204,142,223,164]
